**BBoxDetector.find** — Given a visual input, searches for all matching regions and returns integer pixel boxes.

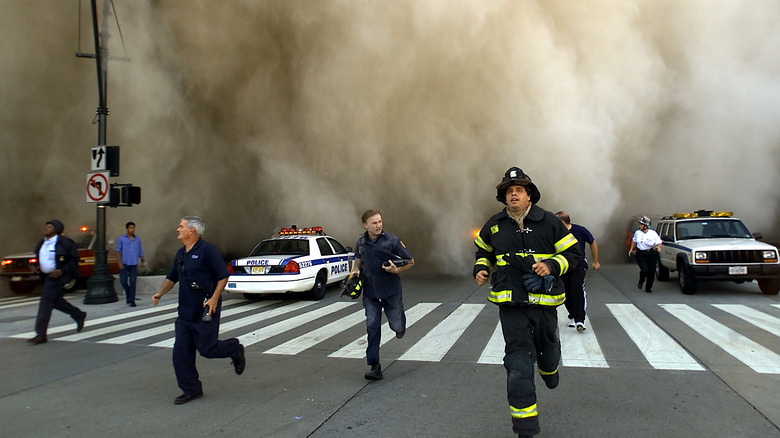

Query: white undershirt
[38,235,58,274]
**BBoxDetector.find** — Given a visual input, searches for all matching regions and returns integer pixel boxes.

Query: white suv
[655,211,780,295]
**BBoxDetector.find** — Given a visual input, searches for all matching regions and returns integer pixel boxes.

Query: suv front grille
[706,250,766,264]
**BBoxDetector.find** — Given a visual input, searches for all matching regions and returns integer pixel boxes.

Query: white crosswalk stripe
[329,302,440,359]
[608,304,703,370]
[558,307,609,368]
[399,303,484,362]
[2,298,779,374]
[660,304,780,374]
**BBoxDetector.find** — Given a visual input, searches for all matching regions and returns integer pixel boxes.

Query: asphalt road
[1,264,778,437]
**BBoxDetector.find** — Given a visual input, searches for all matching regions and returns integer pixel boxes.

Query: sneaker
[576,322,586,332]
[541,371,559,389]
[568,318,575,328]
[364,364,383,380]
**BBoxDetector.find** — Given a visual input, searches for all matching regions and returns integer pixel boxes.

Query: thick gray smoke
[2,1,779,275]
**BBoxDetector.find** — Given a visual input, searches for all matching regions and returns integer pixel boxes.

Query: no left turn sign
[86,171,110,203]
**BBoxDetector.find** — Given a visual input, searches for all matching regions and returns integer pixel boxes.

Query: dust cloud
[1,1,779,275]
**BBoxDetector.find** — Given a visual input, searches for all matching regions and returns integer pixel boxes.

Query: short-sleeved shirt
[166,238,229,321]
[116,234,144,266]
[355,231,413,300]
[633,229,662,251]
[569,224,594,266]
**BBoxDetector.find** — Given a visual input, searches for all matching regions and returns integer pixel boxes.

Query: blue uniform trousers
[173,312,240,396]
[363,292,406,366]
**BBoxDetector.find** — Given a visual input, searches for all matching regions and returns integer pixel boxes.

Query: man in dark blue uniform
[350,209,414,380]
[28,220,86,344]
[152,216,246,405]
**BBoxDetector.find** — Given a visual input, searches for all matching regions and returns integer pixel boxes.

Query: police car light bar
[278,226,324,236]
[673,210,733,218]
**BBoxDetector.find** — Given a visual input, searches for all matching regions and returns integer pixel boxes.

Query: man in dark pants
[116,221,145,307]
[28,220,87,344]
[152,216,246,405]
[349,209,414,381]
[555,211,600,331]
[474,168,580,437]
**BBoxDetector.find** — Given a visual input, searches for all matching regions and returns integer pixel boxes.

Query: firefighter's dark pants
[635,249,657,292]
[499,305,560,436]
[173,310,241,396]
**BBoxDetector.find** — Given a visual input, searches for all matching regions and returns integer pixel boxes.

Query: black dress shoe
[129,302,137,307]
[364,364,383,380]
[232,344,246,375]
[174,392,203,405]
[396,328,406,339]
[27,335,47,345]
[76,312,87,332]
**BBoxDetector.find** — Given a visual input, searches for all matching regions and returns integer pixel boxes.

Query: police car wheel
[308,272,327,300]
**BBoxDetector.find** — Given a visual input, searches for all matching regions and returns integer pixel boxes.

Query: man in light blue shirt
[116,221,145,307]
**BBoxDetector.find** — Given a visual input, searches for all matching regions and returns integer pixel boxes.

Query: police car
[655,210,780,295]
[225,226,355,300]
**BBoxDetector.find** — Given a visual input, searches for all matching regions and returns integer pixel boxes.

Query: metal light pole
[83,0,117,304]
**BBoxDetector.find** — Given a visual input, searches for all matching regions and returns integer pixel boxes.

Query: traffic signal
[121,185,141,205]
[105,183,140,206]
[105,146,120,177]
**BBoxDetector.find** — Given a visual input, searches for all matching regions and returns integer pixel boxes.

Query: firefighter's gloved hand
[523,273,555,293]
[522,273,543,292]
[542,275,555,293]
[506,254,536,274]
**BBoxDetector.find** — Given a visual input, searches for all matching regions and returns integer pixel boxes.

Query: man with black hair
[116,221,145,307]
[28,220,86,345]
[474,168,580,438]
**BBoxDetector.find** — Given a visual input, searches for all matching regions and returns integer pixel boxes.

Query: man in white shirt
[28,220,87,344]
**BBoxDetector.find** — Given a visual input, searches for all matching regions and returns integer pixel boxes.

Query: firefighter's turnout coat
[473,205,581,306]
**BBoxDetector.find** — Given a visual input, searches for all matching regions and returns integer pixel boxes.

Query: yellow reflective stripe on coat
[527,291,565,306]
[489,290,512,303]
[474,236,493,252]
[475,258,493,271]
[538,367,558,376]
[549,254,570,275]
[555,233,578,253]
[510,403,538,419]
[490,289,564,306]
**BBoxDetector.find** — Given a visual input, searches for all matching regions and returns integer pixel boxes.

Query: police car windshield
[676,219,751,240]
[249,239,309,256]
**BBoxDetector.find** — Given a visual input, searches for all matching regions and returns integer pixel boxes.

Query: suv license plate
[251,266,267,274]
[729,266,748,275]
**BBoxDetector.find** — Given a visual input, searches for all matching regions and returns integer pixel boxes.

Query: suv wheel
[677,260,697,295]
[656,263,670,282]
[758,278,780,295]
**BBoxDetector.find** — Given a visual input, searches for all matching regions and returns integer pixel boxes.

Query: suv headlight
[694,252,709,263]
[763,250,778,262]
